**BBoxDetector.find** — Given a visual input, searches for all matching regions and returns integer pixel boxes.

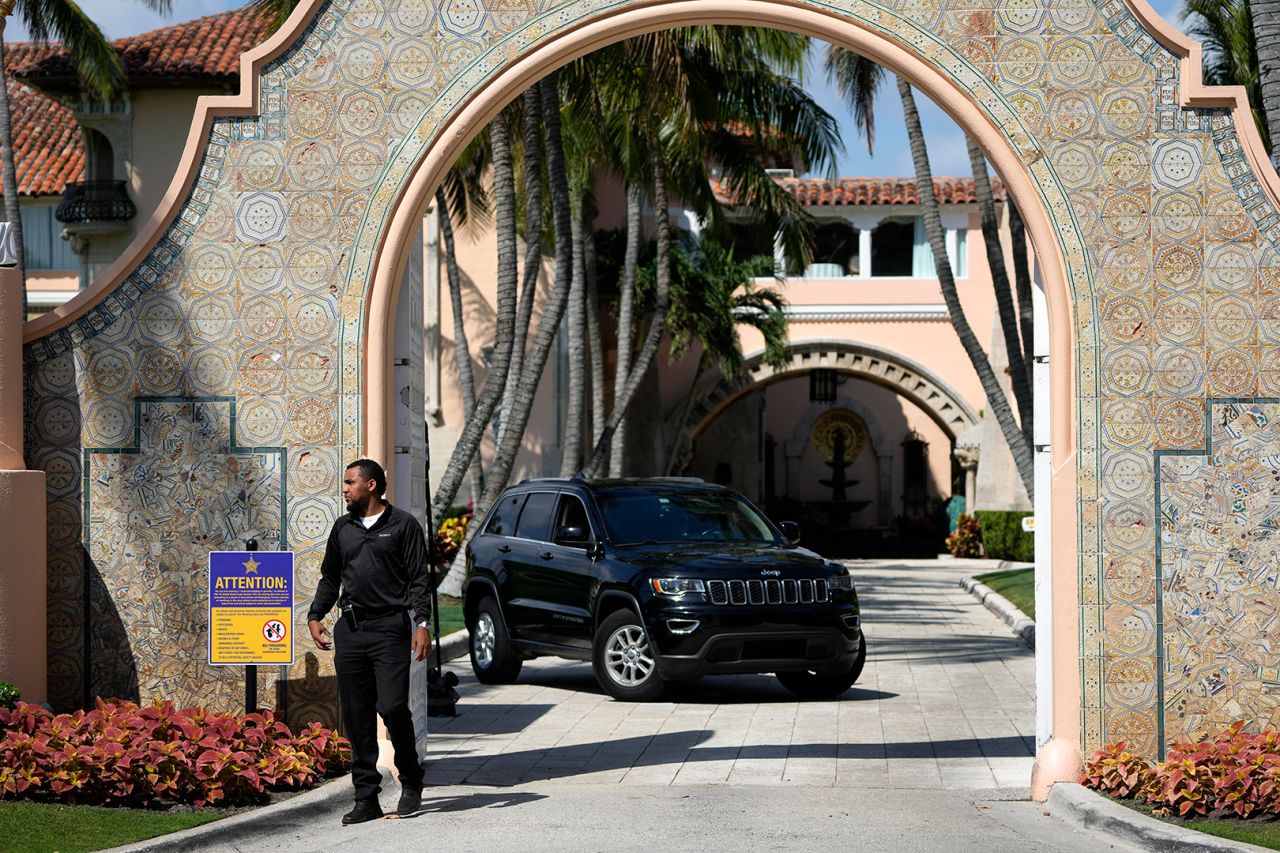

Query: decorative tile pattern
[1159,400,1280,746]
[82,398,286,709]
[17,0,1280,752]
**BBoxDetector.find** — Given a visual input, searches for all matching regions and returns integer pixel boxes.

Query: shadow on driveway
[423,729,1033,787]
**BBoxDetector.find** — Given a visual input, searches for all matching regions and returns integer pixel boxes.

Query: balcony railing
[55,180,136,224]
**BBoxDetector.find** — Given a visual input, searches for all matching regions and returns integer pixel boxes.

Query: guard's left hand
[412,626,431,661]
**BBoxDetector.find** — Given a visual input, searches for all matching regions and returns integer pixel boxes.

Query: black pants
[333,611,424,801]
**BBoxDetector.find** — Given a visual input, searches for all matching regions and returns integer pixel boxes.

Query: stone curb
[960,569,1035,649]
[100,775,353,853]
[437,626,469,663]
[1047,782,1271,852]
[103,629,472,853]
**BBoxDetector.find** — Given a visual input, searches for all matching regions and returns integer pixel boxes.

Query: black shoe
[396,785,422,817]
[342,798,384,825]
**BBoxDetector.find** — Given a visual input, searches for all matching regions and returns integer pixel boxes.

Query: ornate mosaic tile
[82,398,286,709]
[1158,400,1280,748]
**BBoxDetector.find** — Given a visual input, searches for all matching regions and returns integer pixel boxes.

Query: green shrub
[0,684,17,712]
[945,514,983,558]
[974,510,1034,562]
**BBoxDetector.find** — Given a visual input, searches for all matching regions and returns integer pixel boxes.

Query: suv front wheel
[593,609,667,701]
[470,597,523,684]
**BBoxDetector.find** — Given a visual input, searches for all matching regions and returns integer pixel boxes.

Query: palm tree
[1185,0,1271,151]
[0,0,171,316]
[577,26,841,475]
[659,234,790,474]
[428,106,519,529]
[1256,0,1280,157]
[896,77,1034,494]
[966,136,1032,439]
[826,45,1035,498]
[496,86,545,448]
[473,75,575,512]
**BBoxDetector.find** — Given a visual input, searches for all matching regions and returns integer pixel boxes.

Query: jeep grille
[707,578,829,606]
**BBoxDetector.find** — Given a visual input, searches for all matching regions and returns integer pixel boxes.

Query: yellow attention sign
[209,551,294,666]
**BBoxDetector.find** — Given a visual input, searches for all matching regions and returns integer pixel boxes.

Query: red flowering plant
[0,699,350,807]
[1083,722,1280,819]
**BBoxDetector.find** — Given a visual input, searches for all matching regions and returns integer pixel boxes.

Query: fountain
[815,416,870,527]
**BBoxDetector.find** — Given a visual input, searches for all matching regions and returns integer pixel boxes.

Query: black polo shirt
[307,502,431,622]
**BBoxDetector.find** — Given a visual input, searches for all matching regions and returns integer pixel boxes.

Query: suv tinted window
[595,487,778,545]
[553,494,593,544]
[484,493,525,536]
[515,492,557,541]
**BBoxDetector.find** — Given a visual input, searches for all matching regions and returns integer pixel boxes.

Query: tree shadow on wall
[85,551,140,706]
[282,652,340,731]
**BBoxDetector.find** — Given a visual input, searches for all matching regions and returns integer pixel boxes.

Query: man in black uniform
[308,459,431,824]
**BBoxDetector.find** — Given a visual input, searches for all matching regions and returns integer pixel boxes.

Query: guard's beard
[346,495,369,515]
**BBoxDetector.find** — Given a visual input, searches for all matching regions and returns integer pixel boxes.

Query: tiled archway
[669,340,980,458]
[20,0,1280,776]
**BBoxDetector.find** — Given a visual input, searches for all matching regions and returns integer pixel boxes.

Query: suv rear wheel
[470,597,523,684]
[776,635,867,699]
[593,609,666,701]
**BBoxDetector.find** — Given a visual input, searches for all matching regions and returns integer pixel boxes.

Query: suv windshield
[595,487,779,546]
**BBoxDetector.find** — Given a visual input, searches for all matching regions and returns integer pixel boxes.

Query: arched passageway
[17,0,1280,801]
[670,341,979,548]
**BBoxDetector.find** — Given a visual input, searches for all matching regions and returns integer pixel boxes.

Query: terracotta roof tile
[713,176,1006,207]
[4,44,83,196]
[15,6,270,84]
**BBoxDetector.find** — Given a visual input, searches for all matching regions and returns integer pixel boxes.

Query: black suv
[462,478,865,701]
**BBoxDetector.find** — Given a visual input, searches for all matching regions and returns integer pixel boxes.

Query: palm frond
[825,44,884,154]
[20,0,124,98]
[253,0,298,34]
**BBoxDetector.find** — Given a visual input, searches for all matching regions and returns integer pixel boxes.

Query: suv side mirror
[779,521,801,545]
[554,525,588,546]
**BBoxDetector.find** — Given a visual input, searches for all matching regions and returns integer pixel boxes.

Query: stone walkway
[191,560,1142,853]
[423,558,1035,791]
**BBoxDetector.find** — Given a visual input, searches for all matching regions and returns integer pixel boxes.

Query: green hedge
[974,510,1034,562]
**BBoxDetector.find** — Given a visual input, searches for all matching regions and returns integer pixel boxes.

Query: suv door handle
[538,551,554,561]
[497,544,512,554]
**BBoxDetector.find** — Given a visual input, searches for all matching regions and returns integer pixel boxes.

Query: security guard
[308,459,431,824]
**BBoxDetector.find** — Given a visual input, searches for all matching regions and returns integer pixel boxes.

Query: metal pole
[244,538,258,715]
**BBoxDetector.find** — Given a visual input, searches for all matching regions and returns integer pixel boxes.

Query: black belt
[340,603,407,629]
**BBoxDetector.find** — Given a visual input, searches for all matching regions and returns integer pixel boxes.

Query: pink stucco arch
[358,1,1083,795]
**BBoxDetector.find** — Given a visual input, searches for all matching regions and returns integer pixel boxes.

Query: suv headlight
[828,572,854,591]
[651,578,706,596]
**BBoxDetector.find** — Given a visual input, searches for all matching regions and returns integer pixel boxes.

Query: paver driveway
[424,558,1035,791]
[186,560,1142,853]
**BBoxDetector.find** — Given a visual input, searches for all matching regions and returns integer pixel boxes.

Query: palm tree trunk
[430,111,519,531]
[1008,200,1035,394]
[608,183,643,477]
[470,76,574,511]
[583,147,672,478]
[435,189,485,504]
[0,37,27,316]
[584,207,605,445]
[899,78,1034,499]
[665,354,710,475]
[966,136,1032,438]
[1256,0,1280,161]
[498,87,544,447]
[559,193,586,476]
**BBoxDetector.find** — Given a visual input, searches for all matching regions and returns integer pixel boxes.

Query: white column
[849,213,882,279]
[424,209,442,426]
[1032,261,1053,750]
